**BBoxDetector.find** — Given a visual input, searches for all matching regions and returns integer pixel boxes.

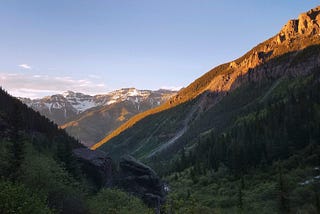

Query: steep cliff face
[278,6,320,43]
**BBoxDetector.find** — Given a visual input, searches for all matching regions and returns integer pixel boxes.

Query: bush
[21,149,86,213]
[88,188,152,214]
[0,180,52,214]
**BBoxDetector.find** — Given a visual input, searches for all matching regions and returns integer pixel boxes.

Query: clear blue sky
[0,0,319,98]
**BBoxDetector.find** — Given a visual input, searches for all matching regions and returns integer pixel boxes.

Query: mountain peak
[20,88,177,127]
[62,90,88,98]
[278,6,320,44]
[62,90,75,97]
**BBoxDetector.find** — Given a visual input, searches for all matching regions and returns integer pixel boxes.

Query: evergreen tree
[7,102,25,181]
[238,184,243,211]
[278,165,290,214]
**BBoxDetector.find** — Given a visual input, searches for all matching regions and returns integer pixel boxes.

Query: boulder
[73,150,167,209]
[73,148,112,187]
[114,155,166,208]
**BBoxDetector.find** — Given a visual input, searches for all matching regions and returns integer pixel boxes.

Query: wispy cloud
[0,73,108,98]
[18,64,32,70]
[160,86,183,91]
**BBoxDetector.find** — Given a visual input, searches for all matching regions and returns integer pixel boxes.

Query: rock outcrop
[114,155,166,208]
[73,149,166,208]
[73,148,112,187]
[279,6,320,43]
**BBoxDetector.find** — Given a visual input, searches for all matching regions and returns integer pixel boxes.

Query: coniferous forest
[160,71,320,213]
[0,88,152,213]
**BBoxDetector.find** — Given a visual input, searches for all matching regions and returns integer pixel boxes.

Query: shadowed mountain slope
[93,6,320,163]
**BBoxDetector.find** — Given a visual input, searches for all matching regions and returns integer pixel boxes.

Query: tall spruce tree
[7,102,25,181]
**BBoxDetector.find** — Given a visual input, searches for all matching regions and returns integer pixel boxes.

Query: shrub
[0,180,52,214]
[88,188,152,214]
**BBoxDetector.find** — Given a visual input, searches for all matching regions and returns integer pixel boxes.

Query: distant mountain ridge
[19,88,176,146]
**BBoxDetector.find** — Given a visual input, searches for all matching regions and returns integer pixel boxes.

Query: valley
[1,3,320,214]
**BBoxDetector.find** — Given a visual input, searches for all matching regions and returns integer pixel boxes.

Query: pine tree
[278,165,290,214]
[238,185,243,211]
[7,102,25,181]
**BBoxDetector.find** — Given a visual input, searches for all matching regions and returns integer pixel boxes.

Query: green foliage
[21,143,87,212]
[163,192,214,214]
[0,87,159,214]
[88,188,152,214]
[0,180,52,214]
[166,158,320,213]
[0,140,10,179]
[161,70,320,213]
[166,71,320,176]
[7,138,26,181]
[0,88,90,213]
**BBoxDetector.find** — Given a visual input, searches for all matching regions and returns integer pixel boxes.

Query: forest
[161,70,320,213]
[0,88,151,213]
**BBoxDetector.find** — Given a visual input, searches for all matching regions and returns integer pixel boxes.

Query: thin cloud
[18,64,32,70]
[160,86,183,91]
[0,73,108,98]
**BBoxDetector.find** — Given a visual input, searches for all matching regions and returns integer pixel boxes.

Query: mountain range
[20,88,176,147]
[92,6,320,162]
[2,5,320,213]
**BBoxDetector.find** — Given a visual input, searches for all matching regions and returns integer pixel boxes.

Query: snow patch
[19,88,176,117]
[70,99,97,113]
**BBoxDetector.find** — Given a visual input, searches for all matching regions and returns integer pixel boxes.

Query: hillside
[20,88,176,147]
[0,87,87,212]
[91,6,320,213]
[161,69,320,213]
[0,88,155,213]
[93,6,320,159]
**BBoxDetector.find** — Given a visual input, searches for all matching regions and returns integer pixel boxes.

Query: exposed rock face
[279,6,320,43]
[73,148,112,187]
[204,6,320,96]
[73,149,166,208]
[114,155,166,208]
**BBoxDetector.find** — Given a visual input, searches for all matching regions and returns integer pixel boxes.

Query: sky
[0,0,319,98]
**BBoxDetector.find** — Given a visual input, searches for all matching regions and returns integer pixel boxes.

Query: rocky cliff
[73,149,166,208]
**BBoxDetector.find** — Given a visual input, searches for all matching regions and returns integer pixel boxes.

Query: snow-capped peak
[19,88,177,124]
[62,90,74,97]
